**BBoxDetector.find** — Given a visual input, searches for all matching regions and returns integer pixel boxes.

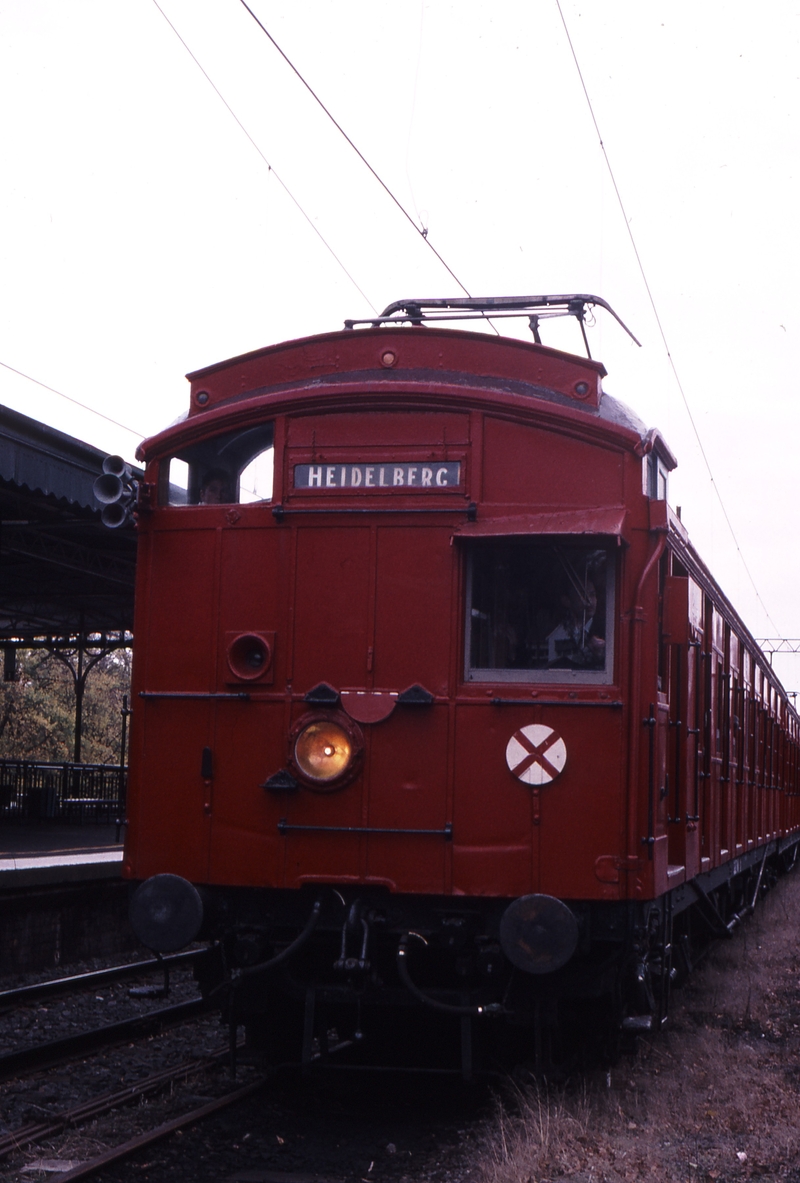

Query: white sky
[1,2,799,684]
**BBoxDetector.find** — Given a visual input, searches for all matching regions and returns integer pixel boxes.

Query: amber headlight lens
[294,720,353,784]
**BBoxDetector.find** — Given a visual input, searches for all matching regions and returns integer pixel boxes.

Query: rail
[0,759,126,823]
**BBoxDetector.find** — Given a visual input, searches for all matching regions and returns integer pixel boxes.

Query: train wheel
[620,903,674,1042]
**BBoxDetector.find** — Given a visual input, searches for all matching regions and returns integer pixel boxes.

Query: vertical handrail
[670,644,682,823]
[644,703,656,860]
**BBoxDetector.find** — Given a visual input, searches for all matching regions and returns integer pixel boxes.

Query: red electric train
[111,295,800,1072]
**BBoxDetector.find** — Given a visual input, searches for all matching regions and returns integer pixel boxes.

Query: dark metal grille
[0,760,126,824]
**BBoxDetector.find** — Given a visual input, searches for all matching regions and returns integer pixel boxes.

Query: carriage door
[280,523,374,887]
[279,519,454,893]
[651,555,671,879]
[661,568,702,881]
[366,523,454,894]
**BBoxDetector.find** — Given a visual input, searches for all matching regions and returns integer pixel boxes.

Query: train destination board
[294,462,461,490]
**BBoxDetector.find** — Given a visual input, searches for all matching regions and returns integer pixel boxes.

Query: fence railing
[0,760,126,824]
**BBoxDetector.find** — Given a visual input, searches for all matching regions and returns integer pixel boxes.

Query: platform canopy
[0,405,138,642]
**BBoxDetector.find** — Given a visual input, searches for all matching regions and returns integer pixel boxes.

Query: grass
[474,870,800,1182]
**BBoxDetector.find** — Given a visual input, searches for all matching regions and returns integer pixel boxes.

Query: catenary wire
[0,360,145,441]
[555,1,781,638]
[237,0,486,315]
[151,0,378,313]
[405,1,428,237]
[1,357,264,500]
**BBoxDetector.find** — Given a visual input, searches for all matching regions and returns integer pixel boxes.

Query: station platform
[0,824,123,888]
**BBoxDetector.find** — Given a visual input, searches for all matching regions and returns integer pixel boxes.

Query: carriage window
[161,423,274,506]
[465,540,615,684]
[646,453,669,501]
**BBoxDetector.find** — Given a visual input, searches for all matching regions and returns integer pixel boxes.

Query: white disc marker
[505,724,567,785]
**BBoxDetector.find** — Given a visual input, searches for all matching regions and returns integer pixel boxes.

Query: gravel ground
[0,956,237,1180]
[0,952,484,1183]
[1,1043,484,1182]
[0,958,201,1058]
[47,1071,485,1183]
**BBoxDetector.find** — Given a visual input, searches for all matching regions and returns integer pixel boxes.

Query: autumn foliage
[0,649,131,765]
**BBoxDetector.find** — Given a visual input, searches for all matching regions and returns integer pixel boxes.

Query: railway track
[2,1020,481,1182]
[0,979,257,1181]
[42,1078,269,1182]
[0,948,200,1011]
[0,995,207,1079]
[9,1068,478,1183]
[0,1043,235,1159]
[0,954,481,1181]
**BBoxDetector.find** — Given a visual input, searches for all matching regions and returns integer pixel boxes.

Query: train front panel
[123,336,653,915]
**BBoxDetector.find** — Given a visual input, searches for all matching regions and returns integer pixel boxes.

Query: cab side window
[465,540,614,684]
[160,423,274,506]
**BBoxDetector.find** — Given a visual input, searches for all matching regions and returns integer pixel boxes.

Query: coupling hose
[210,898,323,999]
[396,934,504,1017]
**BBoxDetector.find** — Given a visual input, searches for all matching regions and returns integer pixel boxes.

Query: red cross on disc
[505,724,567,785]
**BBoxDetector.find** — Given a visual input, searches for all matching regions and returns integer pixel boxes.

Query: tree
[0,648,131,764]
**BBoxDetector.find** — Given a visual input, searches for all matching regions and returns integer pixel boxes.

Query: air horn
[93,455,137,528]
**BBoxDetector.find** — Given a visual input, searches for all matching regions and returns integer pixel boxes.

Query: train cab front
[120,307,674,1070]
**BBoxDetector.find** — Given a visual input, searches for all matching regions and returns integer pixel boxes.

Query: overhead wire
[0,357,262,500]
[555,0,781,638]
[2,8,480,453]
[151,0,378,313]
[237,0,484,313]
[0,360,145,441]
[405,0,428,236]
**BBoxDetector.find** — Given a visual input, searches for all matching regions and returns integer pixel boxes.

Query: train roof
[138,321,676,476]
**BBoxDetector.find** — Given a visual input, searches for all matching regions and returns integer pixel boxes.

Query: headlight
[293,718,355,785]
